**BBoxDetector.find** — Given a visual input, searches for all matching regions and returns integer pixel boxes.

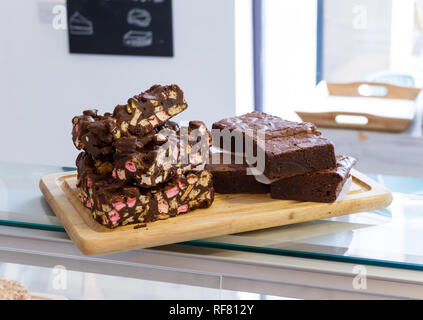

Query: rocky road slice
[77,160,214,229]
[113,84,188,138]
[72,110,119,160]
[110,121,212,188]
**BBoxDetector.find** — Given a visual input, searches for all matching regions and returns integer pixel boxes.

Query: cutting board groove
[39,170,392,256]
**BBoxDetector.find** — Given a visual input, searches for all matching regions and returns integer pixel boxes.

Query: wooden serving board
[39,170,392,256]
[296,111,412,133]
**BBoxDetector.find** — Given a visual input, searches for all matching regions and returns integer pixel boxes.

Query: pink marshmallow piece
[178,180,187,190]
[165,185,179,199]
[127,197,137,208]
[177,204,189,214]
[112,168,117,179]
[112,201,126,212]
[125,160,137,173]
[108,210,121,225]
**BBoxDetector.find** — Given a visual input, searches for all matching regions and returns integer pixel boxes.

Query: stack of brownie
[207,112,357,203]
[72,84,214,229]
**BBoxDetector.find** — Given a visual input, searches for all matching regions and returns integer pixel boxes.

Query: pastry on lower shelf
[0,279,31,300]
[77,157,214,228]
[212,111,337,180]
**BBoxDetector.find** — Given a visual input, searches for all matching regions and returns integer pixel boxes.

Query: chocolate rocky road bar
[72,110,118,160]
[72,109,160,161]
[113,84,188,138]
[77,153,214,229]
[72,84,188,160]
[212,111,337,180]
[94,120,212,188]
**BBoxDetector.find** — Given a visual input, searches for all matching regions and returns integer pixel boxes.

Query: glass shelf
[1,161,423,270]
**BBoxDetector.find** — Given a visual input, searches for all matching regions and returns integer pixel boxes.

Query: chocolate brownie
[205,153,270,194]
[77,156,214,229]
[270,155,357,203]
[113,84,188,138]
[111,121,212,188]
[212,112,337,179]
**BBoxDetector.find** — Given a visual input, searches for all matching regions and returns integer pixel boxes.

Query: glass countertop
[1,161,423,270]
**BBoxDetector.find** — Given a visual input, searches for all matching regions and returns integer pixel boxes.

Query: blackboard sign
[67,0,173,57]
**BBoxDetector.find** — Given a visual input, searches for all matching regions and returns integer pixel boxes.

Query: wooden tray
[296,81,421,133]
[39,170,392,256]
[296,111,412,133]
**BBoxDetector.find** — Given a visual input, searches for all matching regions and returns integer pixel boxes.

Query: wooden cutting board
[39,170,392,256]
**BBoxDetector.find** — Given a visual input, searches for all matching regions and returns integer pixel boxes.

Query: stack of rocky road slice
[72,85,214,229]
[207,112,357,203]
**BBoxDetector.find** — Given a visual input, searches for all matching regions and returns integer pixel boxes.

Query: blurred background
[1,0,422,177]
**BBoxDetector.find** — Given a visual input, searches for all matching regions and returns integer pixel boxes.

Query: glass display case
[1,162,423,299]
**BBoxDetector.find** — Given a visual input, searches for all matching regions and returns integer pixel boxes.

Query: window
[258,0,423,121]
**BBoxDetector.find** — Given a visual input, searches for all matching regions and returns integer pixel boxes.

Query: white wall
[0,0,240,167]
[323,0,392,83]
[235,0,255,115]
[262,0,317,121]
